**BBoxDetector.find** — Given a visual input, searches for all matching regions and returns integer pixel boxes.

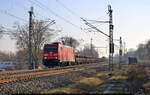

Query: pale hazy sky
[0,0,150,57]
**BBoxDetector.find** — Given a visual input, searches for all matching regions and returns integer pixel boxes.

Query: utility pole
[108,5,114,71]
[119,37,122,69]
[70,37,72,47]
[28,7,33,69]
[91,38,93,57]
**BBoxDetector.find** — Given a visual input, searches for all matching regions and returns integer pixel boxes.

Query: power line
[55,0,80,18]
[97,13,108,20]
[56,0,108,24]
[13,0,29,11]
[30,0,81,29]
[0,9,27,22]
[28,0,97,37]
[55,0,110,36]
[9,0,43,21]
[28,0,48,19]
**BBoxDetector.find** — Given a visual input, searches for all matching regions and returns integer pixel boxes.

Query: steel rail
[0,63,107,84]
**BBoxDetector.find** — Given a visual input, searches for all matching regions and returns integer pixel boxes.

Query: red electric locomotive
[42,42,75,67]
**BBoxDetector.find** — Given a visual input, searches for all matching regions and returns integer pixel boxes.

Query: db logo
[50,52,52,56]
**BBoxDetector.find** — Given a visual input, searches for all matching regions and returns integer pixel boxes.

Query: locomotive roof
[44,42,73,49]
[62,45,73,49]
[51,42,61,44]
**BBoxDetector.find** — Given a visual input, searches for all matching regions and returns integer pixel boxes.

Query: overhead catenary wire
[29,0,82,30]
[0,9,27,22]
[27,0,51,20]
[52,1,118,58]
[55,0,80,18]
[81,18,109,37]
[29,0,114,50]
[55,0,104,32]
[7,0,43,22]
[12,0,29,11]
[55,0,110,36]
[56,0,108,23]
[30,0,89,42]
[28,0,97,36]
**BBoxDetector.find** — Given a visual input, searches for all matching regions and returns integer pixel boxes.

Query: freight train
[42,42,104,67]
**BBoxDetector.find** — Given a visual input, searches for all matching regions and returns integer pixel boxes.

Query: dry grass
[43,87,86,94]
[127,64,149,93]
[79,77,104,86]
[110,75,128,80]
[43,77,105,94]
[43,67,130,94]
[128,65,148,81]
[42,71,109,94]
[96,71,109,77]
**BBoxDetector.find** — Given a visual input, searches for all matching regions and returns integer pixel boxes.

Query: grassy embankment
[42,65,129,94]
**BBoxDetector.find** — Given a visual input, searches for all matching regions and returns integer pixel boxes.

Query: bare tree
[0,51,16,61]
[136,44,147,60]
[127,39,150,62]
[58,36,80,49]
[77,44,99,58]
[0,26,4,38]
[145,40,150,59]
[10,20,55,68]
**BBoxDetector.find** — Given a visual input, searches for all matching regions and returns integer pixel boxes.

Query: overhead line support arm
[81,18,109,38]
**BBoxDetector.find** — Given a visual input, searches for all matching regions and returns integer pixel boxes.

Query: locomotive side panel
[60,46,75,62]
[43,43,75,67]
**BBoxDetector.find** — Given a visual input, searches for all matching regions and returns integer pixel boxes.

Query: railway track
[0,63,107,84]
[0,63,106,76]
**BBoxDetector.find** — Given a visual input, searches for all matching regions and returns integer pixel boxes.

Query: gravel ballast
[0,64,108,94]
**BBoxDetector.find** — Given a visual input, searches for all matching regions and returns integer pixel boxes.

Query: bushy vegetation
[127,65,149,93]
[126,39,150,62]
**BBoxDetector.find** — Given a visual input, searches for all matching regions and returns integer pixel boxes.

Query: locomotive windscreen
[44,46,58,51]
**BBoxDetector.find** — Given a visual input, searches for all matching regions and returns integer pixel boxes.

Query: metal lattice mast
[108,5,114,71]
[28,7,33,69]
[119,37,123,69]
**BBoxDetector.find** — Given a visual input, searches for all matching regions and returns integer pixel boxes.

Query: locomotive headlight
[44,54,48,56]
[44,57,47,59]
[54,53,58,56]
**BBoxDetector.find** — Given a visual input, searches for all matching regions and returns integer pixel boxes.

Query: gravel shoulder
[43,65,130,94]
[0,63,107,94]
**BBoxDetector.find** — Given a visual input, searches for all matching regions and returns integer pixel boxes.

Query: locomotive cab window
[44,46,58,51]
